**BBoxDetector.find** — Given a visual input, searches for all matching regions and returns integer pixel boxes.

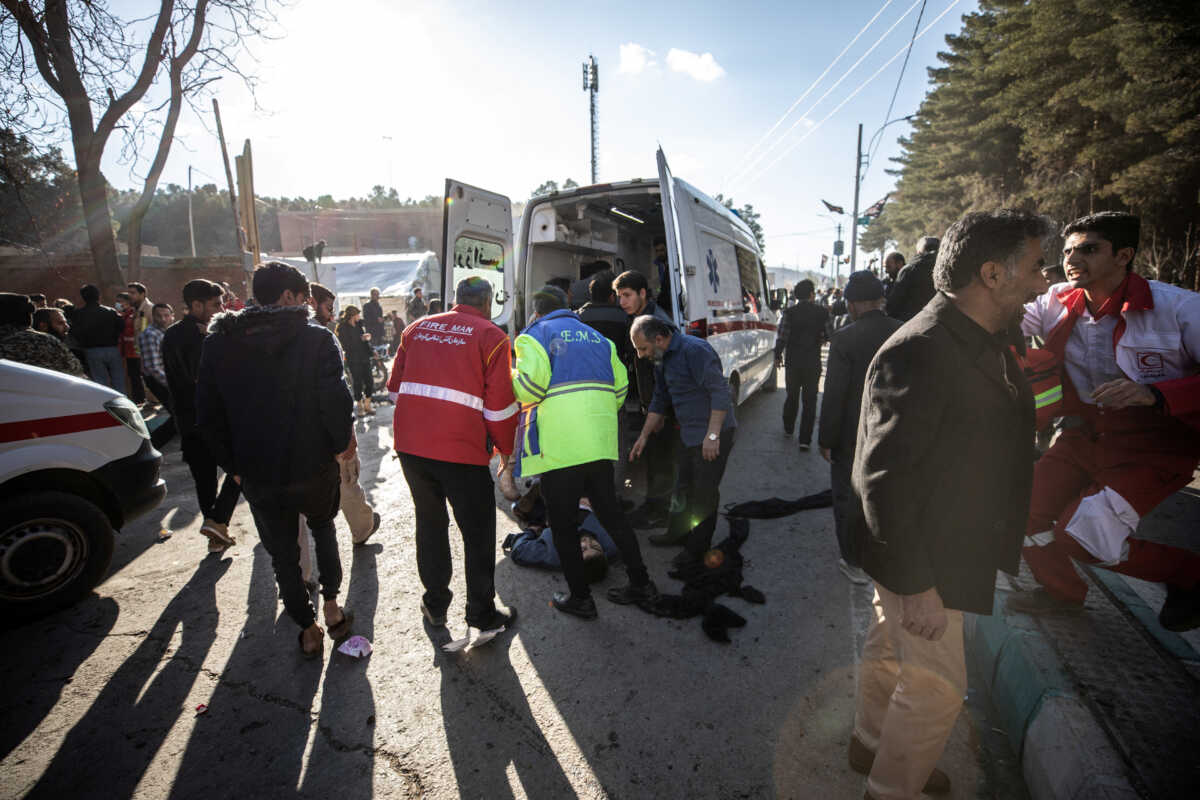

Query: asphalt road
[0,376,1027,799]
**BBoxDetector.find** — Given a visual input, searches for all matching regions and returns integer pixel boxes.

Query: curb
[964,591,1140,800]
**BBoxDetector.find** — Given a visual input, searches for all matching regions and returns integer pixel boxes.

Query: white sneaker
[838,558,871,585]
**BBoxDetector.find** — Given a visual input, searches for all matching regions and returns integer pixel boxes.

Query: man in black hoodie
[196,262,355,658]
[71,283,125,392]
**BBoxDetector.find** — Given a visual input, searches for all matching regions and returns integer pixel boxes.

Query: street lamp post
[852,114,917,270]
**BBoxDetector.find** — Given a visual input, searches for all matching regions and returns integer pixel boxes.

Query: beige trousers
[300,456,377,582]
[853,585,966,800]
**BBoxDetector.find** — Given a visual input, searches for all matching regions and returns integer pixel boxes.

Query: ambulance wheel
[0,492,115,625]
[763,360,778,392]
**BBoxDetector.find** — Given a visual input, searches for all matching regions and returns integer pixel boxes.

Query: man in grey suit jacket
[850,210,1051,800]
[818,271,902,585]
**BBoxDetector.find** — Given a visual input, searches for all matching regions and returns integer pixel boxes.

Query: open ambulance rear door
[441,179,514,329]
[656,147,687,327]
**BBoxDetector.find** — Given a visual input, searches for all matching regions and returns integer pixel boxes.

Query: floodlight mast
[582,54,599,184]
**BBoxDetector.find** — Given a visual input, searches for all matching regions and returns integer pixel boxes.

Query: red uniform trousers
[1023,406,1200,605]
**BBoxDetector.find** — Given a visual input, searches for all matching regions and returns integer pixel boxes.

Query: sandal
[325,608,354,641]
[298,624,323,659]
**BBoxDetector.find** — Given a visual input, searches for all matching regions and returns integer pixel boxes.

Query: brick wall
[0,253,250,307]
[278,208,443,256]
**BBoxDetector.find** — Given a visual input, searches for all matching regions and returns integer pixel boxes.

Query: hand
[1091,379,1155,409]
[233,475,241,485]
[820,447,831,463]
[651,416,665,433]
[337,433,358,463]
[899,587,948,641]
[629,435,648,462]
[362,332,371,341]
[702,436,720,461]
[774,355,783,369]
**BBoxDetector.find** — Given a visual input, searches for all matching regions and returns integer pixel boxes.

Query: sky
[97,0,978,277]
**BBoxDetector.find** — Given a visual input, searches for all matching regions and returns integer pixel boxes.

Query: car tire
[0,491,115,625]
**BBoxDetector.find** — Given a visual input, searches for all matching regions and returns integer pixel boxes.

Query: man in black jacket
[162,279,241,552]
[197,262,355,658]
[818,271,901,585]
[577,271,631,365]
[886,236,939,321]
[71,284,125,392]
[774,279,828,450]
[850,211,1050,799]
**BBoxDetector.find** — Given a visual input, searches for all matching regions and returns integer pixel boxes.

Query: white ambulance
[439,148,781,404]
[0,360,166,622]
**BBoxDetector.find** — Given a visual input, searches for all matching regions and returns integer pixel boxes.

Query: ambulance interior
[522,186,673,314]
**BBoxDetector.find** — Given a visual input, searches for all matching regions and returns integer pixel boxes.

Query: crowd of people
[2,207,1198,799]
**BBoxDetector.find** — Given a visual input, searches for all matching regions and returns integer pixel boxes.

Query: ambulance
[0,360,166,622]
[440,148,781,404]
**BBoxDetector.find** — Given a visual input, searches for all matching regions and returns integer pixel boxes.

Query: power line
[866,0,927,181]
[738,0,960,191]
[724,0,898,190]
[725,0,926,191]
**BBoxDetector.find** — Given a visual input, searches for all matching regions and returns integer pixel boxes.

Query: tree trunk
[126,213,145,281]
[76,156,125,291]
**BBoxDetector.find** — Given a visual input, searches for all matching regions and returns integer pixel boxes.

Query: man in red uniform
[1013,212,1200,631]
[388,277,519,633]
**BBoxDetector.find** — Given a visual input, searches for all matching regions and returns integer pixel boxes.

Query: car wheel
[0,491,115,624]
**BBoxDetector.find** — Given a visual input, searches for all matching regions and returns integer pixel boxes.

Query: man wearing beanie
[818,272,901,585]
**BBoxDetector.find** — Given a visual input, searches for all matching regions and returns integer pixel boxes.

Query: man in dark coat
[774,279,828,450]
[362,287,385,342]
[886,236,939,321]
[577,270,631,365]
[196,262,355,658]
[850,210,1050,800]
[162,279,242,552]
[817,271,901,585]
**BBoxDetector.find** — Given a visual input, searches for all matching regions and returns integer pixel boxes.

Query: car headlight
[104,397,150,439]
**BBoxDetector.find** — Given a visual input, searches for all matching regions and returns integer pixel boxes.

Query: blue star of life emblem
[706,249,720,293]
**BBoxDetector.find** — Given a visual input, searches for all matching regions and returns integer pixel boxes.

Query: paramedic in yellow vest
[512,285,658,621]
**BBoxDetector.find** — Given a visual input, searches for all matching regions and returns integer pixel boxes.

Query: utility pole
[850,123,863,272]
[582,54,599,184]
[212,98,244,252]
[187,165,196,257]
[834,222,844,286]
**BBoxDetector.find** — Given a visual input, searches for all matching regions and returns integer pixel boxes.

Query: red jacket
[119,307,138,358]
[387,304,518,465]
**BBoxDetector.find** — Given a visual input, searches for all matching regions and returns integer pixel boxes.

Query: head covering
[843,271,884,302]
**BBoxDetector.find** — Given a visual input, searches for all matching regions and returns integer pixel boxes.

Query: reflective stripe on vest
[1034,384,1063,410]
[398,381,483,412]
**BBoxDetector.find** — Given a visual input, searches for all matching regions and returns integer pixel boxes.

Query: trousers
[180,433,241,524]
[142,374,177,448]
[125,357,145,403]
[85,346,124,393]
[783,358,821,443]
[830,456,862,566]
[1023,424,1200,604]
[664,428,735,556]
[399,452,498,627]
[540,459,650,599]
[299,455,378,581]
[242,463,342,629]
[854,585,966,800]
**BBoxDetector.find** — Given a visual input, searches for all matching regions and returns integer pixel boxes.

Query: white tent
[276,252,441,301]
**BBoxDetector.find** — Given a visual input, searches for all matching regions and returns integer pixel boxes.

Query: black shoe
[607,580,658,605]
[782,430,793,438]
[629,507,668,529]
[420,599,447,627]
[474,604,517,632]
[1005,588,1084,616]
[1159,583,1200,632]
[798,443,811,452]
[552,592,598,620]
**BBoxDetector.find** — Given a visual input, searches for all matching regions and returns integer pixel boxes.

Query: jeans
[180,433,241,524]
[242,462,342,629]
[398,452,498,627]
[642,418,678,511]
[665,428,735,556]
[783,358,821,443]
[540,459,650,600]
[85,346,124,393]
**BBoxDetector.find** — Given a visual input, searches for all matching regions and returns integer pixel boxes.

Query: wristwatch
[706,433,719,442]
